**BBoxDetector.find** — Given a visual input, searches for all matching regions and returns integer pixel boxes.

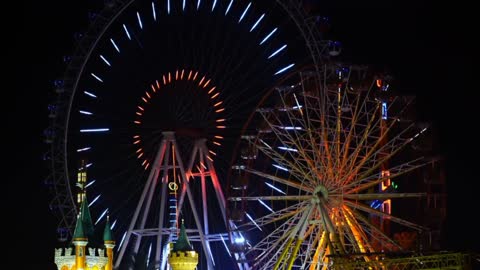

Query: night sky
[10,0,477,268]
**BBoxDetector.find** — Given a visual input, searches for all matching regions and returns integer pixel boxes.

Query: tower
[104,216,115,270]
[168,219,199,270]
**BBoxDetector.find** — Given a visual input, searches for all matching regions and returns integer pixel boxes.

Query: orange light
[156,80,160,89]
[207,155,213,162]
[208,87,216,94]
[214,135,223,139]
[188,70,192,80]
[175,70,179,80]
[142,97,148,103]
[215,108,225,113]
[209,150,216,156]
[136,148,142,153]
[200,162,207,169]
[133,135,140,138]
[214,101,223,107]
[142,159,147,166]
[163,75,166,85]
[216,126,226,129]
[216,119,226,122]
[181,69,185,80]
[193,71,198,81]
[203,79,211,88]
[376,79,382,88]
[136,112,142,116]
[145,92,151,99]
[213,141,221,146]
[145,162,150,170]
[134,121,141,125]
[151,84,156,92]
[138,106,144,111]
[138,152,144,158]
[199,76,205,86]
[134,140,141,145]
[168,72,171,83]
[211,92,219,99]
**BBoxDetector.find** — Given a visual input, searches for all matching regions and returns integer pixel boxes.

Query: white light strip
[268,44,287,59]
[110,38,120,52]
[85,180,96,188]
[258,199,274,213]
[221,236,233,257]
[111,219,117,230]
[136,12,143,29]
[238,2,251,23]
[100,55,111,66]
[77,147,91,152]
[88,194,101,207]
[79,110,93,115]
[274,63,295,75]
[260,28,277,45]
[84,91,97,98]
[273,164,289,172]
[167,0,171,14]
[95,208,109,225]
[91,73,103,82]
[212,0,217,11]
[278,146,298,152]
[80,128,109,133]
[152,2,157,21]
[250,14,265,32]
[225,0,234,15]
[265,182,286,194]
[246,212,263,231]
[117,231,127,251]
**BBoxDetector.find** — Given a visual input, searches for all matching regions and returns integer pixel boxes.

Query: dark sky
[10,0,477,268]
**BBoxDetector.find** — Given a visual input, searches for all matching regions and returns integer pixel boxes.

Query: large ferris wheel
[45,0,332,269]
[226,65,434,269]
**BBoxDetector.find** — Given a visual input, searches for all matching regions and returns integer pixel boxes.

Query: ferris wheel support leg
[115,140,168,269]
[155,139,173,267]
[176,144,199,216]
[200,142,227,225]
[173,143,215,270]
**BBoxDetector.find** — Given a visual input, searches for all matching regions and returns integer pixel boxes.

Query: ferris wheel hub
[313,185,329,203]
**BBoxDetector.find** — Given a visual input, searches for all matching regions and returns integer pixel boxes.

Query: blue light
[122,24,132,40]
[167,0,170,14]
[246,212,263,231]
[278,146,298,152]
[212,0,217,11]
[265,182,286,194]
[91,73,104,82]
[260,28,277,45]
[268,44,287,59]
[110,219,117,230]
[86,163,93,168]
[152,2,157,20]
[80,128,110,133]
[250,14,265,32]
[382,102,387,120]
[273,164,289,171]
[85,180,96,188]
[110,38,120,53]
[117,231,127,251]
[183,0,186,11]
[79,110,93,115]
[274,63,295,75]
[225,0,234,15]
[95,208,109,225]
[238,2,251,23]
[83,91,97,98]
[88,194,101,207]
[197,0,201,10]
[258,199,274,213]
[77,147,91,152]
[100,55,111,66]
[136,12,143,29]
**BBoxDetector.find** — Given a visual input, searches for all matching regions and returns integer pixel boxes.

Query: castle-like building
[54,198,115,270]
[168,220,199,270]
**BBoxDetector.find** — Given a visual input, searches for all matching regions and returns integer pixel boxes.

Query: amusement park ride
[44,0,472,269]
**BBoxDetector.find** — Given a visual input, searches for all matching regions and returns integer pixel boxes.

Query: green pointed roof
[103,216,114,242]
[73,214,86,239]
[173,220,193,252]
[80,197,95,239]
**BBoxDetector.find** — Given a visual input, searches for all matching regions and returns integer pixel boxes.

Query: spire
[73,214,86,240]
[80,196,95,239]
[173,219,193,252]
[103,216,114,242]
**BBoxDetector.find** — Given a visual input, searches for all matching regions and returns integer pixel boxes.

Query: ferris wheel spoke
[344,200,426,231]
[338,192,426,200]
[346,205,403,250]
[341,205,374,253]
[342,157,429,194]
[229,195,312,201]
[245,169,313,195]
[236,201,309,231]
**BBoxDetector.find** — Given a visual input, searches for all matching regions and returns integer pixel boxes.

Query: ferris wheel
[44,0,332,269]
[226,64,433,269]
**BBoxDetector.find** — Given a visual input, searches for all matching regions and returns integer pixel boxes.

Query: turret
[72,213,88,270]
[168,219,198,270]
[104,216,115,270]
